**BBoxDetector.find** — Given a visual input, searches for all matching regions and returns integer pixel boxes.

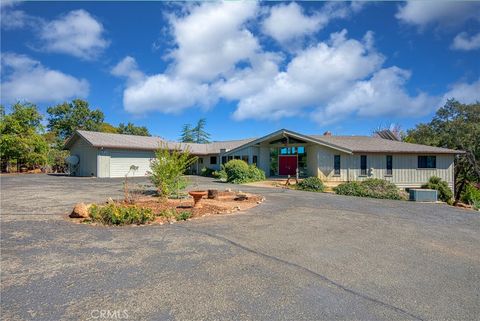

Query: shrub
[422,176,453,204]
[200,167,216,177]
[158,208,176,221]
[149,143,197,198]
[460,183,480,205]
[247,164,266,182]
[472,199,480,211]
[89,203,154,225]
[335,179,404,200]
[175,211,192,221]
[223,160,266,184]
[334,181,364,196]
[297,177,325,192]
[213,167,227,180]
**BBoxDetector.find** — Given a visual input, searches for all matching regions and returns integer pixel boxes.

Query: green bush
[334,181,364,196]
[175,211,192,221]
[89,203,154,225]
[158,208,176,220]
[200,167,216,177]
[213,167,227,180]
[472,199,480,211]
[335,179,404,200]
[422,176,453,204]
[297,177,325,192]
[223,160,265,184]
[149,143,197,198]
[460,183,480,205]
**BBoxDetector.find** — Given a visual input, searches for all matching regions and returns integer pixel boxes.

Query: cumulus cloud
[111,56,145,84]
[262,2,363,45]
[113,1,460,125]
[170,1,260,82]
[313,67,438,124]
[38,9,109,60]
[396,1,480,28]
[451,32,480,51]
[441,79,480,104]
[1,53,89,103]
[113,1,264,114]
[232,30,385,120]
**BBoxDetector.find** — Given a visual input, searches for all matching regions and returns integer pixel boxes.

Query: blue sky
[1,1,479,141]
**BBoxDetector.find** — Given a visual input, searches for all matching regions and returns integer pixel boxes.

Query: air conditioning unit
[409,189,438,202]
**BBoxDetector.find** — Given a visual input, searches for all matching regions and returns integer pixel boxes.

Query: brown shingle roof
[66,130,256,155]
[308,135,461,154]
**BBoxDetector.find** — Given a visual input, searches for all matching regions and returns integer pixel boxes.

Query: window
[199,158,203,164]
[418,156,436,169]
[210,156,217,165]
[221,156,227,164]
[334,155,341,175]
[386,155,392,175]
[360,155,367,175]
[253,155,258,164]
[228,156,233,161]
[242,155,249,163]
[234,156,240,160]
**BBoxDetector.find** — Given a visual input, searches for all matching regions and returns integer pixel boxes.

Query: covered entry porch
[221,129,321,178]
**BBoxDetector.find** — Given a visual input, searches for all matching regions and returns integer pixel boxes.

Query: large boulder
[70,203,90,218]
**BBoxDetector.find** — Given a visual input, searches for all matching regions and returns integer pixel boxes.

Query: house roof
[65,129,462,156]
[308,135,462,154]
[64,130,256,155]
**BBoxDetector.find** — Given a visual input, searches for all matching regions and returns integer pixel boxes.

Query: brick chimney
[323,131,332,136]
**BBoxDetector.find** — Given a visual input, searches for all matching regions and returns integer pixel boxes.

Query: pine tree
[180,124,194,143]
[193,118,210,144]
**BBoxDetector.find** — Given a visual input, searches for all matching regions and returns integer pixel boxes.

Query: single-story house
[65,129,462,191]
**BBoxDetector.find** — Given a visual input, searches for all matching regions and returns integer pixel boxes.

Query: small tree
[149,143,197,198]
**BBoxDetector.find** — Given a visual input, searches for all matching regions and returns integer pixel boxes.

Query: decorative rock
[70,203,90,218]
[235,194,248,201]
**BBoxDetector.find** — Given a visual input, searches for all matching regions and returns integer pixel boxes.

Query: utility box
[409,189,438,202]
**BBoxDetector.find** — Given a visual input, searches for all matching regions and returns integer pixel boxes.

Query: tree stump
[208,189,219,199]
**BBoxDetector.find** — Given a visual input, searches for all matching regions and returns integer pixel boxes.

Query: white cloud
[232,30,385,120]
[396,1,480,28]
[441,79,480,104]
[262,2,324,44]
[39,9,109,60]
[0,1,40,30]
[123,75,213,114]
[113,1,262,114]
[113,2,457,125]
[262,2,363,45]
[170,1,260,82]
[111,56,145,84]
[451,32,480,51]
[1,53,89,103]
[313,67,438,124]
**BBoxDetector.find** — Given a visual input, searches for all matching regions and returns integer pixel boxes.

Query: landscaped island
[70,188,265,226]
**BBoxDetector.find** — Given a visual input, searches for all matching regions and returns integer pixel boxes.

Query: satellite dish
[65,155,79,165]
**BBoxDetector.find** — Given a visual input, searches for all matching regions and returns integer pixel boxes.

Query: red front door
[279,156,297,176]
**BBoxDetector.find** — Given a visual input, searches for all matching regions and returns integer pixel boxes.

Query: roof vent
[323,131,332,136]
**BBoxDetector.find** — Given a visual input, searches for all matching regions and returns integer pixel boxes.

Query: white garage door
[109,150,155,178]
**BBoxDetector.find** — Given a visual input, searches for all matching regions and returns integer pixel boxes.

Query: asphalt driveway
[1,174,479,321]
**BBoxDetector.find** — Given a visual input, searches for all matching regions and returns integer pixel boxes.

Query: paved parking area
[1,174,479,320]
